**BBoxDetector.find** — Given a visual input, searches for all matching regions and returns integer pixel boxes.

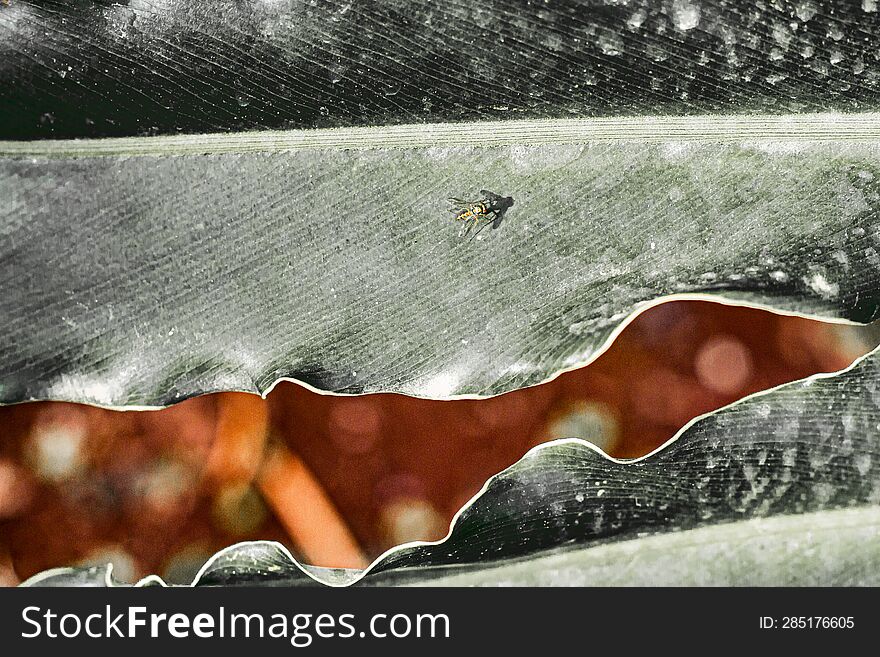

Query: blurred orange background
[0,300,875,585]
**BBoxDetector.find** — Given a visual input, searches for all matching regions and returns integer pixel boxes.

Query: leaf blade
[2,123,879,405]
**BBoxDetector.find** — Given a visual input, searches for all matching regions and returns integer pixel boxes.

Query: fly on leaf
[448,190,513,240]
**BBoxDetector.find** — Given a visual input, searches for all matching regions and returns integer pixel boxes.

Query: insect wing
[447,198,471,216]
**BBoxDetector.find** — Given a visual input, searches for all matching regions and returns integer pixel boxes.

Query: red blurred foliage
[0,301,871,584]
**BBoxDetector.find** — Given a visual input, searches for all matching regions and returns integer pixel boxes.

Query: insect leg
[459,216,477,239]
[468,216,495,241]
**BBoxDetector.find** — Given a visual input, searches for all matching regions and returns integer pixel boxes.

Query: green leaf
[2,117,880,407]
[7,0,880,588]
[3,1,879,139]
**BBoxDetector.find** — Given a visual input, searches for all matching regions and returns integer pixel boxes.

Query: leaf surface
[3,1,880,139]
[2,120,879,406]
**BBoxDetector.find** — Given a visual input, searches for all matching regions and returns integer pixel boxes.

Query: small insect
[448,189,513,240]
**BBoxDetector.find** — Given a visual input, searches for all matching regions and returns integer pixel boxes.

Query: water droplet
[382,82,401,97]
[627,10,646,29]
[671,0,700,31]
[795,1,818,22]
[773,23,793,48]
[597,32,623,56]
[804,271,839,299]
